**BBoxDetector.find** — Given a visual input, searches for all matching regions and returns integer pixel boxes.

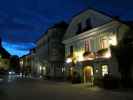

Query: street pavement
[0,78,133,100]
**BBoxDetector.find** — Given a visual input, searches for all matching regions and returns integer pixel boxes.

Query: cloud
[2,41,36,57]
[2,41,36,50]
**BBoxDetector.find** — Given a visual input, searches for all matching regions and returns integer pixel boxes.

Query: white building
[63,9,131,84]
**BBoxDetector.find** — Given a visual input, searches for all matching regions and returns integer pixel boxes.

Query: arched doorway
[83,66,93,83]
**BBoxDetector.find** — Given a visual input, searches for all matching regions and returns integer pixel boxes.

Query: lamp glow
[66,58,72,63]
[104,50,111,58]
[109,35,117,46]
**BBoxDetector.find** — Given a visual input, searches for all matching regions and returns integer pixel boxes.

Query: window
[102,65,108,76]
[84,39,90,52]
[70,46,73,56]
[86,18,92,30]
[76,23,82,34]
[100,37,108,49]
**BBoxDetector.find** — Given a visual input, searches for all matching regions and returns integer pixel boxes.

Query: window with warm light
[102,65,108,76]
[100,37,109,49]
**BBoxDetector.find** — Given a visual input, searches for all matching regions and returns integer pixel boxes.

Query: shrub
[72,72,81,84]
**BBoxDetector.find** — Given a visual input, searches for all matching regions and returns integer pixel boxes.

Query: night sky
[0,0,133,57]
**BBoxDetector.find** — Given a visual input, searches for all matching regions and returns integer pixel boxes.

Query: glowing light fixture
[96,69,98,73]
[66,58,72,63]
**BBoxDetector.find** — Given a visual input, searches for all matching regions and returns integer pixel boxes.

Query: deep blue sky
[0,0,133,57]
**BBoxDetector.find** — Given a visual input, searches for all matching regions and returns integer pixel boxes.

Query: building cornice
[63,21,121,44]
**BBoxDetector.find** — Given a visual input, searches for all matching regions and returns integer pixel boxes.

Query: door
[83,66,93,83]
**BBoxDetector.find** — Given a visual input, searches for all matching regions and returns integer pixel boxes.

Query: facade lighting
[96,69,98,73]
[39,66,42,71]
[109,35,117,46]
[103,50,111,58]
[42,67,46,71]
[20,60,23,66]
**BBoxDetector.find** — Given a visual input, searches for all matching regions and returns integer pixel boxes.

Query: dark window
[52,33,57,38]
[85,19,92,30]
[70,46,73,56]
[32,48,36,53]
[76,23,82,34]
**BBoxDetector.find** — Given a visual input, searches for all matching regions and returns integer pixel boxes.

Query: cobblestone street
[0,79,133,100]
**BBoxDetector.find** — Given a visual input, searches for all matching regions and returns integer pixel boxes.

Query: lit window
[102,65,108,76]
[101,38,108,48]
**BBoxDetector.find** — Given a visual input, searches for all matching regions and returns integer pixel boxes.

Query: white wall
[64,9,112,40]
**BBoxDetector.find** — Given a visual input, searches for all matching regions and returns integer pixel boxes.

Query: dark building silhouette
[0,37,10,70]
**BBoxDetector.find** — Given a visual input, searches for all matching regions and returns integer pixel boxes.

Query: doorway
[83,66,93,83]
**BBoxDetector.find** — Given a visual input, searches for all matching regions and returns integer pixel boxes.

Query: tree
[111,28,133,87]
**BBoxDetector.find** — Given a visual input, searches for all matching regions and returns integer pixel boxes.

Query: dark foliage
[72,71,81,84]
[102,74,120,89]
[111,28,133,87]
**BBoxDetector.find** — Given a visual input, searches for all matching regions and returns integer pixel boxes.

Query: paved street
[0,78,133,100]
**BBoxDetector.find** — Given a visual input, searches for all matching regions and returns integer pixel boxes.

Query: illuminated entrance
[83,66,93,83]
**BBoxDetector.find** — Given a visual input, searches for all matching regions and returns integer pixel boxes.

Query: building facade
[32,22,68,78]
[63,9,130,84]
[20,54,32,76]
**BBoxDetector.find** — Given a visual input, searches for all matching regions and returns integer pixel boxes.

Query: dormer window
[76,23,82,34]
[86,18,92,30]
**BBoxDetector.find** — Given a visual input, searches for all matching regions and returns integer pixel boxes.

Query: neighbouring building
[32,22,68,78]
[0,37,10,71]
[30,48,37,76]
[20,54,32,76]
[62,9,131,84]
